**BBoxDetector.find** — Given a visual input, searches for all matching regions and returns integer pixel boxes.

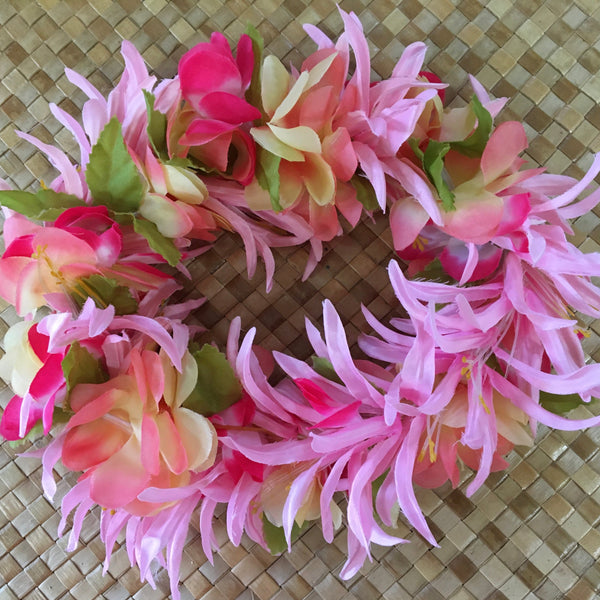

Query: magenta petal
[0,395,41,440]
[236,34,254,89]
[198,92,261,124]
[495,193,531,236]
[179,49,243,105]
[181,119,235,146]
[27,324,50,362]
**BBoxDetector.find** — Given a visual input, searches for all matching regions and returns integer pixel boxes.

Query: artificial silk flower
[0,216,169,316]
[139,150,216,240]
[0,320,66,439]
[175,32,260,185]
[246,45,358,241]
[261,462,343,532]
[61,348,217,514]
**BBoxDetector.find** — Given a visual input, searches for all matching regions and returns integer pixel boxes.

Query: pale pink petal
[389,197,430,251]
[90,437,150,508]
[481,121,528,185]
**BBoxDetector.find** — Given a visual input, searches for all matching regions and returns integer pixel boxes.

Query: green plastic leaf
[70,274,137,314]
[539,391,589,415]
[86,117,145,213]
[262,514,310,555]
[311,356,343,385]
[244,23,264,117]
[255,146,282,212]
[414,257,455,285]
[408,137,424,162]
[351,174,379,211]
[62,341,108,396]
[182,344,243,417]
[450,95,493,158]
[165,157,194,169]
[133,216,182,267]
[143,90,168,158]
[0,189,84,221]
[423,140,455,211]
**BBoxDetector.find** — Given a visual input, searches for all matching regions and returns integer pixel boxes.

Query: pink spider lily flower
[175,32,260,185]
[61,347,217,514]
[245,44,359,242]
[0,320,66,439]
[19,41,158,201]
[304,9,443,213]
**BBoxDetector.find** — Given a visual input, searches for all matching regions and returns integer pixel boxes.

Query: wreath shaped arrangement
[2,9,600,598]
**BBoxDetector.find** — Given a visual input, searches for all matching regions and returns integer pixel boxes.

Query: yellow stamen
[460,356,472,379]
[575,327,591,338]
[40,180,48,190]
[33,244,107,309]
[412,235,428,252]
[428,438,437,462]
[479,395,491,414]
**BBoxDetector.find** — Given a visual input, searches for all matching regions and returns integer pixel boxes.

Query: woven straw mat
[1,1,600,599]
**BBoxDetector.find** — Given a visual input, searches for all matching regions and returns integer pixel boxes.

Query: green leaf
[62,341,108,396]
[70,274,137,315]
[408,137,424,162]
[244,23,264,117]
[133,216,182,267]
[255,147,282,212]
[311,356,343,385]
[450,95,493,158]
[351,174,379,211]
[182,344,243,417]
[0,189,84,221]
[413,257,455,285]
[86,117,145,213]
[423,140,455,211]
[262,514,310,555]
[143,90,168,158]
[165,157,194,170]
[539,391,589,415]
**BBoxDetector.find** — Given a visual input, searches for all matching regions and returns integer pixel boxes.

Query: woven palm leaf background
[1,1,600,599]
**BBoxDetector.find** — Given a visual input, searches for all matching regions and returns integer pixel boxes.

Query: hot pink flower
[175,33,260,185]
[0,211,170,316]
[0,321,66,439]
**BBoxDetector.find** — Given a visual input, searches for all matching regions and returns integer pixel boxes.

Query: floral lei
[2,9,600,598]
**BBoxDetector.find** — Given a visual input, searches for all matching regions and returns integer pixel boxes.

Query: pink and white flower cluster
[2,8,600,598]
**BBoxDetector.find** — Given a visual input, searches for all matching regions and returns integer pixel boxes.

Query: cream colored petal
[160,349,198,408]
[172,407,217,472]
[268,123,322,154]
[272,71,309,123]
[0,321,42,396]
[251,127,305,162]
[162,164,207,205]
[262,55,291,118]
[303,153,336,206]
[139,194,192,238]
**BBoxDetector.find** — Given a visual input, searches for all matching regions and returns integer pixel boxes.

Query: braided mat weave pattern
[1,1,600,599]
